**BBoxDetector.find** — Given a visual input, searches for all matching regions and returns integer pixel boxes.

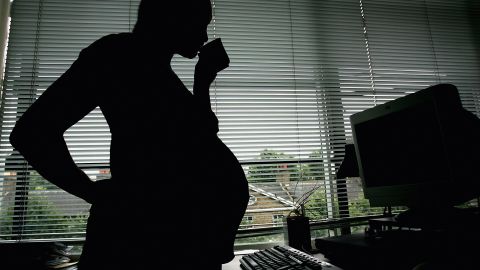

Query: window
[272,214,285,227]
[248,195,257,206]
[0,0,479,243]
[241,216,254,229]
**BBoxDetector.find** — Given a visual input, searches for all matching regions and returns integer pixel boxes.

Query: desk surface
[222,254,244,270]
[315,230,480,270]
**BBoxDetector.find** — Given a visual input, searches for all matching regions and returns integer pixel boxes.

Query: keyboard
[239,245,343,270]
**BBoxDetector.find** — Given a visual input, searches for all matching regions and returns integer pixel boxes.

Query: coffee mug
[199,38,230,73]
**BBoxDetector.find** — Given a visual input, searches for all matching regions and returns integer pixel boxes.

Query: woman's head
[133,0,212,59]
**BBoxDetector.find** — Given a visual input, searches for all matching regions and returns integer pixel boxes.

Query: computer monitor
[350,84,480,214]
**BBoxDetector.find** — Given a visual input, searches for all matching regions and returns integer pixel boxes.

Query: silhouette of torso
[72,33,248,269]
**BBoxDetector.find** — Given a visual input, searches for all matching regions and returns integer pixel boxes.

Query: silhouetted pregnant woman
[9,1,249,269]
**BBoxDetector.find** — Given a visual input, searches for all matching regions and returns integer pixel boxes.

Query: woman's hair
[133,0,211,34]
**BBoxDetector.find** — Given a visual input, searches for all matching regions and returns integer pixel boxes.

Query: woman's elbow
[9,122,31,151]
[9,117,45,152]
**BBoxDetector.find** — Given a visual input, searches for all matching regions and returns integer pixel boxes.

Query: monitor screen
[354,99,449,188]
[350,84,480,209]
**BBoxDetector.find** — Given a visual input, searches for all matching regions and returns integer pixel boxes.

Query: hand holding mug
[195,38,230,90]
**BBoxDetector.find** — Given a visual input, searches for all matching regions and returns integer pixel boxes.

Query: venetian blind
[213,0,374,230]
[0,0,479,241]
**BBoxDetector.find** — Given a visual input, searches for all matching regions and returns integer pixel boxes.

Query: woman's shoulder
[79,33,137,60]
[92,33,135,47]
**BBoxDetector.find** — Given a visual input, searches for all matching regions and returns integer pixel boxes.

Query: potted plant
[285,185,319,252]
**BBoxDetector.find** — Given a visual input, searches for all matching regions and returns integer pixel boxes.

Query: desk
[315,230,480,270]
[315,210,480,270]
[1,242,337,269]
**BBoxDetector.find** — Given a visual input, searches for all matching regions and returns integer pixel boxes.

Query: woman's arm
[193,39,229,133]
[193,61,220,134]
[9,47,103,204]
[193,63,216,106]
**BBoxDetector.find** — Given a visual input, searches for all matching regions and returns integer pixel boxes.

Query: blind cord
[211,0,218,116]
[359,0,377,106]
[14,0,45,241]
[288,0,305,208]
[422,0,441,83]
